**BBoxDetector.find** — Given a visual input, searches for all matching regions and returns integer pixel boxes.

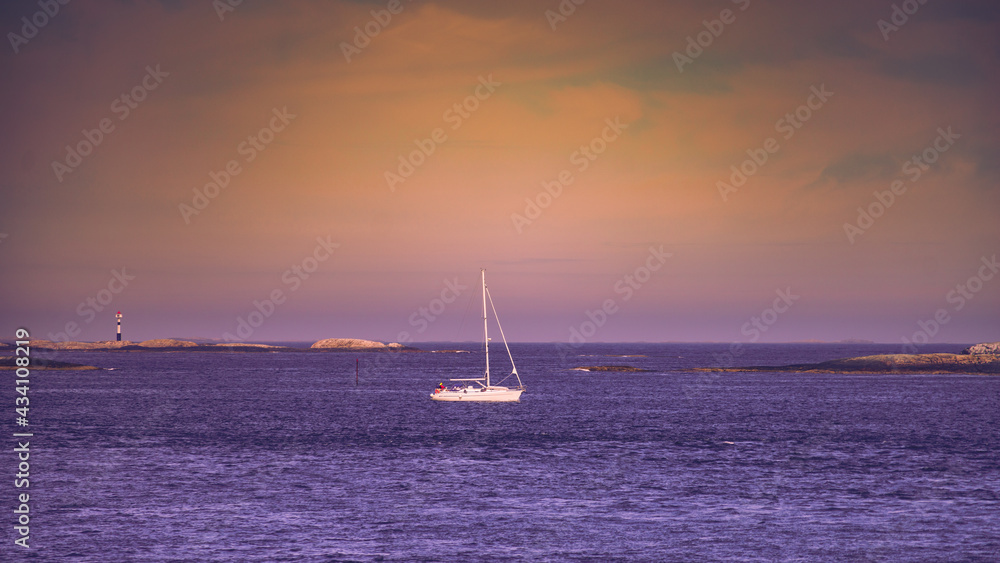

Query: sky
[1,0,998,345]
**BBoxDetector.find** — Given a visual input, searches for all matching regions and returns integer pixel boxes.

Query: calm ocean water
[9,343,1000,561]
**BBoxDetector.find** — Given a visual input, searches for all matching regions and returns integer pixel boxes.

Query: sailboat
[430,269,525,402]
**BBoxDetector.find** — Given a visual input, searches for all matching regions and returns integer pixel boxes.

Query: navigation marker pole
[116,311,122,342]
[356,358,359,386]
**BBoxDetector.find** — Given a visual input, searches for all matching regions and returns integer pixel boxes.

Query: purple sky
[1,0,998,345]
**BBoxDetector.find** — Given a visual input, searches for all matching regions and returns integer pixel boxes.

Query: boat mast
[482,268,489,387]
[485,285,522,389]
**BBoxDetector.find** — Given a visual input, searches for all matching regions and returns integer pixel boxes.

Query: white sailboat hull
[430,269,524,402]
[430,386,524,402]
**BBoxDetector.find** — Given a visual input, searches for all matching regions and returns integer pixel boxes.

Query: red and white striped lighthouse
[116,311,122,342]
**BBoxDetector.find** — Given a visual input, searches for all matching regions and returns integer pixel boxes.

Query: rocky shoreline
[310,338,412,351]
[9,339,1000,374]
[573,365,652,372]
[695,344,1000,375]
[17,338,420,353]
[0,356,100,370]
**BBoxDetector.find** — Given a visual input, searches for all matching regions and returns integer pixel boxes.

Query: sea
[7,342,1000,562]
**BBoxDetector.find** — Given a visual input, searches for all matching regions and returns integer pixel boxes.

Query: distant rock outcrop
[573,365,651,372]
[311,338,407,351]
[211,342,282,349]
[30,340,135,350]
[0,356,100,370]
[963,342,1000,355]
[20,338,415,352]
[138,339,198,348]
[697,352,1000,374]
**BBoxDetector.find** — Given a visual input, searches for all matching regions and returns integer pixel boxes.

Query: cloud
[805,152,901,189]
[879,54,984,86]
[1,0,998,342]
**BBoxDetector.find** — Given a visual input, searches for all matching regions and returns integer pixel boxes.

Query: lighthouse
[116,311,122,342]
